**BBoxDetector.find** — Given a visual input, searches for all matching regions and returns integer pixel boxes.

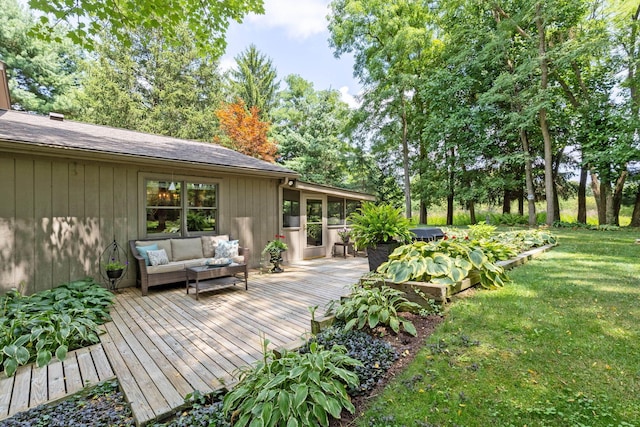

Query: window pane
[346,200,361,221]
[328,196,344,225]
[188,183,216,208]
[187,209,216,232]
[147,180,181,207]
[146,208,181,234]
[283,189,301,227]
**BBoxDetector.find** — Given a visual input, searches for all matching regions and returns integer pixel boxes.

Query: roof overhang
[0,138,299,180]
[290,180,376,201]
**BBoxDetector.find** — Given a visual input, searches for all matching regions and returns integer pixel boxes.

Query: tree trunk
[446,147,455,225]
[630,185,640,227]
[553,180,561,222]
[536,3,556,226]
[577,165,587,223]
[612,171,628,225]
[517,189,524,216]
[469,201,476,224]
[599,180,609,225]
[502,189,511,214]
[401,95,412,219]
[520,129,537,226]
[419,200,428,225]
[605,183,615,225]
[590,170,604,224]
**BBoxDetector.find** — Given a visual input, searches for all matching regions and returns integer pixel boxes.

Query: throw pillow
[201,234,230,257]
[215,239,239,258]
[136,244,159,266]
[148,249,169,266]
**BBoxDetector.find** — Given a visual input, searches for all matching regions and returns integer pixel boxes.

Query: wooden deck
[102,256,368,425]
[0,343,115,420]
[0,257,367,425]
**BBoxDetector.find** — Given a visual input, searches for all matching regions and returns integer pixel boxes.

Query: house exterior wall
[0,152,279,294]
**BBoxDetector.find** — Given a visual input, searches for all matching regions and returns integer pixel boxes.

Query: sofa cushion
[148,249,169,266]
[136,239,173,261]
[171,238,204,261]
[201,234,229,257]
[147,261,187,274]
[215,240,239,258]
[135,244,158,266]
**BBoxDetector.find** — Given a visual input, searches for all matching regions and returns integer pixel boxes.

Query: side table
[333,242,354,258]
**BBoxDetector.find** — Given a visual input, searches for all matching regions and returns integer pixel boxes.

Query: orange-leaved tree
[214,99,277,162]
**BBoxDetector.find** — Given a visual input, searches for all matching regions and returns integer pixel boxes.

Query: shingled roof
[0,109,297,177]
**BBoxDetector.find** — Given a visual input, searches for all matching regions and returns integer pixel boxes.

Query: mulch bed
[330,313,444,426]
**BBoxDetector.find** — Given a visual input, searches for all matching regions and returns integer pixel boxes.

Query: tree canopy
[27,0,264,57]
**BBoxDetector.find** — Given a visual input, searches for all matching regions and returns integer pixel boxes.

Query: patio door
[302,195,326,259]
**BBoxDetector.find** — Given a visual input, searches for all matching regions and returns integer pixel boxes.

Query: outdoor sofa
[129,235,249,296]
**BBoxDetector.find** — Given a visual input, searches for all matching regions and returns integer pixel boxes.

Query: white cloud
[218,57,236,73]
[339,86,361,109]
[246,0,330,40]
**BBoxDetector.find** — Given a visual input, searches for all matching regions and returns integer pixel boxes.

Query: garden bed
[374,243,555,305]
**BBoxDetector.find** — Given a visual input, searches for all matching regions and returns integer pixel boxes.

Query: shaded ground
[330,313,444,427]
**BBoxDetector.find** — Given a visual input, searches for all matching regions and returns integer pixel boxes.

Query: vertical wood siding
[0,154,280,294]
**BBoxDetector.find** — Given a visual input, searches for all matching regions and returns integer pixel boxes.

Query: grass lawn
[359,229,640,426]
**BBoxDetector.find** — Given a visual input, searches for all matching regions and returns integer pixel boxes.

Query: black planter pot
[106,269,124,279]
[366,242,400,272]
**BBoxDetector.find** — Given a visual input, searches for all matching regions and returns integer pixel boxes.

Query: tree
[227,45,279,120]
[272,74,352,187]
[214,99,277,162]
[27,0,264,57]
[79,25,224,141]
[328,0,437,218]
[0,0,82,114]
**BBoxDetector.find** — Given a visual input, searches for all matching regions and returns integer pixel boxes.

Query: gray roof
[0,109,297,176]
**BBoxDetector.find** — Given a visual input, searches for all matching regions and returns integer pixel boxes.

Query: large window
[326,198,362,226]
[146,180,217,236]
[283,189,300,228]
[327,196,345,225]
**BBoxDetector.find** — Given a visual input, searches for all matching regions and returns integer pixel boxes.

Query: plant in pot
[348,202,415,271]
[262,235,288,273]
[104,260,126,279]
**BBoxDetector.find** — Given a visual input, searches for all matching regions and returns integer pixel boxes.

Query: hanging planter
[100,239,128,291]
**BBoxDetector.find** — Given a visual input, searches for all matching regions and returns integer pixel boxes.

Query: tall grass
[359,229,640,426]
[423,196,633,226]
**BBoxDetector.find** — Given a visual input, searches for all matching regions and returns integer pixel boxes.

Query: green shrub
[467,223,496,240]
[222,340,361,427]
[488,213,528,226]
[330,285,422,336]
[348,203,415,249]
[0,278,113,376]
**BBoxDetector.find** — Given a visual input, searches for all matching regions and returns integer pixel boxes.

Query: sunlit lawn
[359,229,640,426]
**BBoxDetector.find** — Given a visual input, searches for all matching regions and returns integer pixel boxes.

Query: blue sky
[220,0,361,107]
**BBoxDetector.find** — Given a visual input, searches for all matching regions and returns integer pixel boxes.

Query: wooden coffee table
[185,265,248,300]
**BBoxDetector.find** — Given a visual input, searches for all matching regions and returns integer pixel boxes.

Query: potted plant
[262,235,288,273]
[337,226,351,243]
[348,202,415,271]
[104,260,126,279]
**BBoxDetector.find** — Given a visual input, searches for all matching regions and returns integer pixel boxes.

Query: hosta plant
[378,240,509,289]
[303,326,398,396]
[0,278,113,376]
[223,339,361,427]
[330,285,422,336]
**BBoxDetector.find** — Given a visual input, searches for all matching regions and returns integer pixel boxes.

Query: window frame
[142,175,220,238]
